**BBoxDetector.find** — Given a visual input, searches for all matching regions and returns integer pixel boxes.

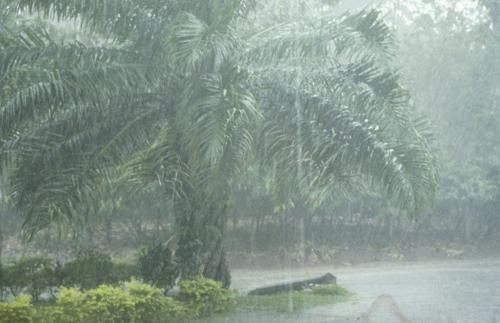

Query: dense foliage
[399,0,500,242]
[178,275,238,317]
[137,242,178,290]
[0,279,236,323]
[0,254,133,301]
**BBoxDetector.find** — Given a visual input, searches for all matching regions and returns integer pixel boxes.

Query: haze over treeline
[0,0,498,284]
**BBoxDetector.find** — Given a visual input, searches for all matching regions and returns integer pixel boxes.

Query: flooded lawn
[213,259,500,322]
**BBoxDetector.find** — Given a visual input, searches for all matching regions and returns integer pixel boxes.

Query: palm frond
[259,78,437,213]
[0,24,147,138]
[341,9,395,59]
[8,0,145,41]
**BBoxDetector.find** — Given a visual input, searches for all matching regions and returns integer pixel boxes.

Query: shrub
[82,285,136,323]
[59,253,135,291]
[4,256,54,301]
[178,276,238,317]
[124,280,190,322]
[63,250,115,289]
[47,287,86,323]
[0,281,232,323]
[112,261,137,283]
[137,242,178,291]
[0,296,34,323]
[0,253,136,301]
[49,261,67,290]
[33,283,190,323]
[32,288,87,323]
[33,306,60,323]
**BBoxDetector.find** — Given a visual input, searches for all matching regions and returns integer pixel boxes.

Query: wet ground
[216,259,500,322]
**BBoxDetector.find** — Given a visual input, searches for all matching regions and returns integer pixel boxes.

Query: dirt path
[224,259,500,322]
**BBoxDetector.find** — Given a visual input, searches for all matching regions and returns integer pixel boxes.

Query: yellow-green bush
[82,285,137,323]
[55,287,86,320]
[1,279,236,322]
[178,276,238,317]
[0,296,34,323]
[35,287,87,323]
[32,283,190,323]
[124,280,190,322]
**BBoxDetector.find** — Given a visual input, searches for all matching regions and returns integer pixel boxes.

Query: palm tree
[1,0,262,284]
[0,0,436,285]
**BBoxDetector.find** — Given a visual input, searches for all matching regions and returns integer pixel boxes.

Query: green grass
[193,284,352,322]
[236,284,351,313]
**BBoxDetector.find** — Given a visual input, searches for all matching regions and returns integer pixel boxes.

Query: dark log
[247,273,337,296]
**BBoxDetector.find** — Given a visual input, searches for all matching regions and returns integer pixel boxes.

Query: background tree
[393,0,500,242]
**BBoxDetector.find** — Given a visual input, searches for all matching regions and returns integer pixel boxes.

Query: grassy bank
[200,284,351,322]
[238,284,351,313]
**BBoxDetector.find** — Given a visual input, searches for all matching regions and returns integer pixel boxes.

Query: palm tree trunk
[86,223,95,247]
[174,194,231,287]
[105,216,113,246]
[0,212,3,259]
[175,197,202,279]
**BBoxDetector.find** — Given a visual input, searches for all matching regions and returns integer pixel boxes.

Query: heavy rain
[0,0,499,322]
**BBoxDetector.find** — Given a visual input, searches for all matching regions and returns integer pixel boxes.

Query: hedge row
[0,245,177,301]
[0,251,136,301]
[0,277,238,323]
